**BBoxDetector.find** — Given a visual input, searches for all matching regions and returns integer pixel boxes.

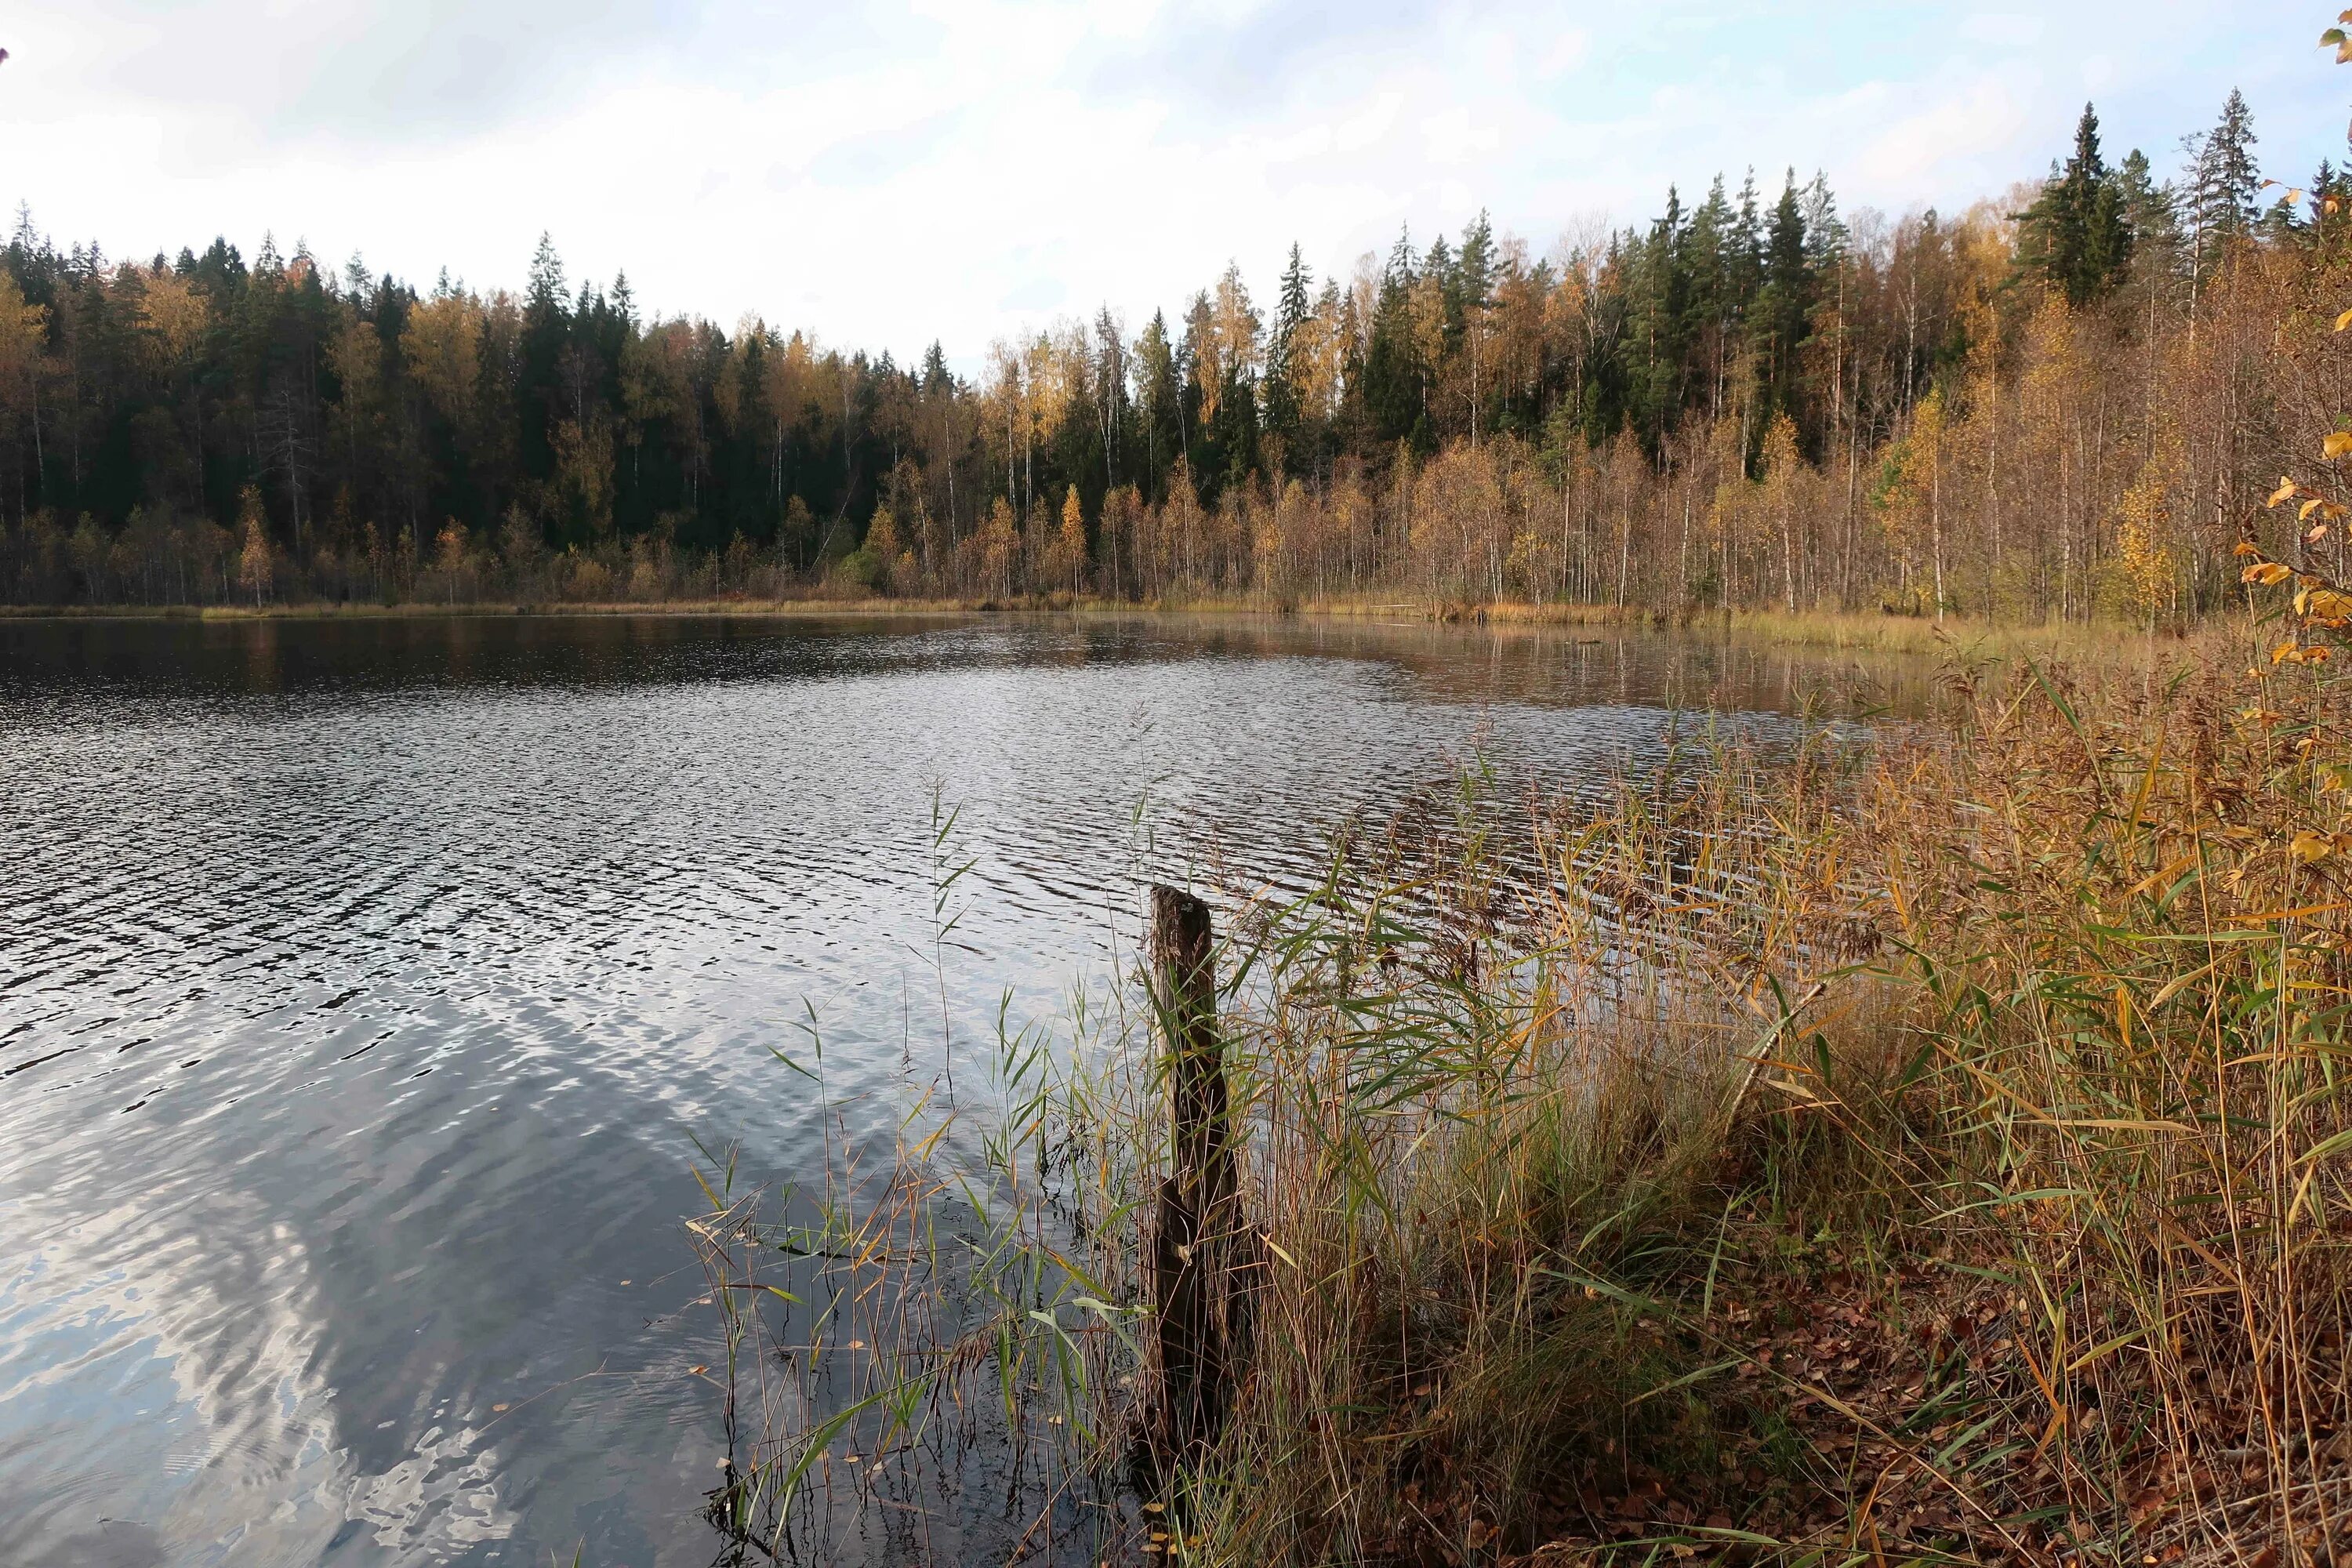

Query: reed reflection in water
[0,612,1917,1566]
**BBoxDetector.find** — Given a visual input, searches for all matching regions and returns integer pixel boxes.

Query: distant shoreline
[0,597,2181,661]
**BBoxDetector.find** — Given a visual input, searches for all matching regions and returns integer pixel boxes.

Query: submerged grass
[690,626,2352,1566]
[1094,633,2352,1566]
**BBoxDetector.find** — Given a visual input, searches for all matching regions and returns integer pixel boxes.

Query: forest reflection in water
[0,612,1922,1566]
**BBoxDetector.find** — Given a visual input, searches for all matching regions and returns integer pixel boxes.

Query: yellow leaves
[2236,540,2263,557]
[402,294,485,426]
[2270,477,2302,507]
[2324,432,2352,459]
[2301,586,2352,622]
[2292,830,2350,866]
[137,268,210,367]
[2273,640,2333,666]
[2330,24,2352,64]
[2244,561,2294,586]
[2336,307,2352,332]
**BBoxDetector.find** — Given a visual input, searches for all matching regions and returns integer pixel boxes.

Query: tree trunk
[1147,885,1251,1461]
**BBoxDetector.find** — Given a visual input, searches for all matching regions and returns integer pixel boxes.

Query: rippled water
[0,612,1917,1566]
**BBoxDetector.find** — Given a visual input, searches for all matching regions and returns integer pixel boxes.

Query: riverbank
[0,593,2197,663]
[1039,626,2350,1564]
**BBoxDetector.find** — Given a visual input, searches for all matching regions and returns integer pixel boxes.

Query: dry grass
[0,592,2186,668]
[1054,634,2352,1566]
[686,629,2352,1567]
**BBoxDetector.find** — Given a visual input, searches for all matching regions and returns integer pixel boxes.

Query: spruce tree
[1364,228,1421,445]
[2188,88,2260,281]
[2019,104,2132,307]
[1753,169,1811,437]
[2114,148,2187,307]
[1262,242,1312,459]
[1732,168,1764,312]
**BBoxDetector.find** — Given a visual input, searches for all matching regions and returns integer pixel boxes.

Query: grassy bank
[1034,629,2352,1565]
[677,622,2350,1565]
[1,591,2189,662]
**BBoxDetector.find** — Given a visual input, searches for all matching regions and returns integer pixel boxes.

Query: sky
[3,1,2347,370]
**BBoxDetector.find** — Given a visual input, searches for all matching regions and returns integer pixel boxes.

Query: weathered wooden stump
[1146,884,1250,1461]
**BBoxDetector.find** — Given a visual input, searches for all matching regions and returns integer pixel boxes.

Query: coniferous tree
[1753,169,1812,441]
[0,84,2339,622]
[2188,89,2261,282]
[1262,242,1311,464]
[2018,105,2132,307]
[1364,228,1422,447]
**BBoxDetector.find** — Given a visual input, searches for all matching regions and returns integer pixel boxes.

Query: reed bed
[690,630,2352,1566]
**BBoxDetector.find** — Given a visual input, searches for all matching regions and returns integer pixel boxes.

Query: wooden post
[1148,884,1243,1459]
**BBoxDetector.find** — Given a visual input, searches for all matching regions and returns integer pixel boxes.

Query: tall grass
[690,631,2352,1565]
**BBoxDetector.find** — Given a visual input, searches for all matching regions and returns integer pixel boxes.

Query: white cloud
[1959,12,2046,48]
[2,0,2342,368]
[1855,74,2033,187]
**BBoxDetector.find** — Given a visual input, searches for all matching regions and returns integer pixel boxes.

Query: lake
[0,612,1916,1566]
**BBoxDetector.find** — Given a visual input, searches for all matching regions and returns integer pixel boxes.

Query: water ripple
[0,613,1913,1564]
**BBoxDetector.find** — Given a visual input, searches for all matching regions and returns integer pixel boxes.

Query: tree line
[0,86,2334,621]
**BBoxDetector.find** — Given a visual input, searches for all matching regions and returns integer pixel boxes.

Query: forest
[0,86,2334,621]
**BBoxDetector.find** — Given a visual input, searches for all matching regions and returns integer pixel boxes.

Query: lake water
[0,612,1915,1566]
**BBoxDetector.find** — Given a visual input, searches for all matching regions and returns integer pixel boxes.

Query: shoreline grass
[0,592,2197,665]
[673,622,2343,1565]
[1069,633,2352,1564]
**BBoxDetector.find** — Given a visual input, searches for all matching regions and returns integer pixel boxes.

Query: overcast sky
[5,2,2345,368]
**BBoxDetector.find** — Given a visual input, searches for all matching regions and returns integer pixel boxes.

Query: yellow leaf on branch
[2271,477,2303,506]
[2307,587,2352,619]
[2245,561,2294,586]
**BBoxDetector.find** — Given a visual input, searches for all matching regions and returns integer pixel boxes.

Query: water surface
[0,612,1913,1566]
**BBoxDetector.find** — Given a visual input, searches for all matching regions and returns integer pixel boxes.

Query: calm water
[0,613,1913,1566]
